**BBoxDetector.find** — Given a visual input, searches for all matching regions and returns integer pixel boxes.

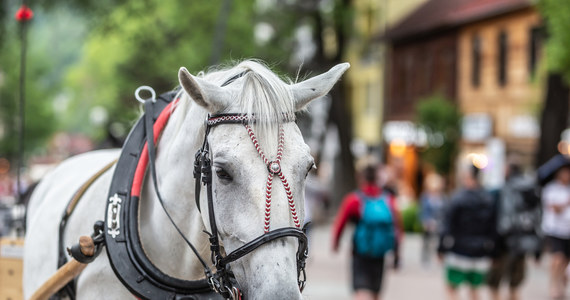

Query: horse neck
[139,99,212,280]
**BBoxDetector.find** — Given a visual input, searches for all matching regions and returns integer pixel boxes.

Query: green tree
[540,0,570,81]
[62,0,358,203]
[535,0,570,166]
[61,0,258,139]
[1,0,359,205]
[0,4,87,160]
[415,95,461,176]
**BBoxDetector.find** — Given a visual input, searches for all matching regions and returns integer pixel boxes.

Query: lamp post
[14,3,33,204]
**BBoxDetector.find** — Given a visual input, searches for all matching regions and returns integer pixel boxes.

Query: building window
[424,50,433,92]
[529,26,542,78]
[405,51,414,102]
[498,30,508,86]
[471,34,481,88]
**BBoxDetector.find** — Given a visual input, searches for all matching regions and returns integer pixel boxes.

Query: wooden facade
[380,0,541,190]
[458,7,542,161]
[385,32,458,121]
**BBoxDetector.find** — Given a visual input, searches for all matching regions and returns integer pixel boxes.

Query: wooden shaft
[29,260,87,300]
[29,236,94,300]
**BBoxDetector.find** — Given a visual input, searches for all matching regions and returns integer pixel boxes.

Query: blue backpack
[353,192,395,258]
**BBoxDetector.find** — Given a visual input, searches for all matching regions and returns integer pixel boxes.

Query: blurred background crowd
[2,0,570,299]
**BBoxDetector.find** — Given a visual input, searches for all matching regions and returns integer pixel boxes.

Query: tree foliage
[1,0,358,201]
[0,3,87,159]
[540,0,570,83]
[415,95,461,176]
[535,0,570,167]
[62,0,258,139]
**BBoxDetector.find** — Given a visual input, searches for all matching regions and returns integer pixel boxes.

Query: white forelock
[176,60,297,154]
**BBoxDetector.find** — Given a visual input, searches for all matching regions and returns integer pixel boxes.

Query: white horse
[23,60,349,299]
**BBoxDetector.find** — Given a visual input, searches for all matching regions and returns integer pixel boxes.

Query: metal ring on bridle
[135,85,157,104]
[268,160,281,175]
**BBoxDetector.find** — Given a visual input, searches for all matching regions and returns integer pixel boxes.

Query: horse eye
[305,163,316,178]
[215,167,233,181]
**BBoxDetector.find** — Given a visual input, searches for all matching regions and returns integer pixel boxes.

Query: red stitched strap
[132,99,179,197]
[246,125,268,165]
[264,174,273,232]
[279,172,301,228]
[245,125,300,232]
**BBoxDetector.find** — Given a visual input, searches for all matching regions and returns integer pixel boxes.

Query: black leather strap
[104,90,220,299]
[56,213,76,300]
[218,227,307,268]
[144,99,212,271]
[68,222,105,264]
[220,71,249,87]
[193,151,203,212]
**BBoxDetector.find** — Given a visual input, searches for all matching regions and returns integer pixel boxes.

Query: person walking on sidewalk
[488,163,542,300]
[419,173,446,267]
[539,156,570,300]
[438,164,497,300]
[332,157,403,300]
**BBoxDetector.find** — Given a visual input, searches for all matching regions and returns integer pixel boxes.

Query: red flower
[15,5,33,22]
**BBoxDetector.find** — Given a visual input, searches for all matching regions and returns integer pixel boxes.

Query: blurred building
[345,0,427,151]
[382,0,542,191]
[457,2,542,179]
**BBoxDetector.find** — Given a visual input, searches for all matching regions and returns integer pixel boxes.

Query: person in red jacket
[332,159,403,300]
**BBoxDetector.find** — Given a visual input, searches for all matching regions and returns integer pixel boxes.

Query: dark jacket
[496,175,542,255]
[438,188,497,258]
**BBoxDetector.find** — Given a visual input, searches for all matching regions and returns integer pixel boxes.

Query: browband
[206,113,296,127]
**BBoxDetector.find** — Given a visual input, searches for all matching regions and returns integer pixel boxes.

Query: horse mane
[175,60,296,153]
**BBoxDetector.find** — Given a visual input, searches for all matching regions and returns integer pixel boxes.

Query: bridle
[143,78,309,299]
[192,114,309,299]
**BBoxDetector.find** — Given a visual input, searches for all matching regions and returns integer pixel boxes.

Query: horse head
[177,61,348,299]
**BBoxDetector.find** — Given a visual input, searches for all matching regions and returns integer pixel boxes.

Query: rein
[103,91,219,299]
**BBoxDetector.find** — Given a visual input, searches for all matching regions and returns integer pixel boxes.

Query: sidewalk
[303,223,552,300]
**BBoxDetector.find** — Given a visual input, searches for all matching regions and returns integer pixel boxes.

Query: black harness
[55,80,308,300]
[57,75,309,299]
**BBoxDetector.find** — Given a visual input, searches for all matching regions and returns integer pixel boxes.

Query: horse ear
[291,63,350,110]
[178,67,231,112]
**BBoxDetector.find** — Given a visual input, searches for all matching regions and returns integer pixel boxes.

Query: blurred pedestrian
[540,160,570,300]
[379,162,410,269]
[488,163,541,300]
[0,173,13,199]
[379,164,398,197]
[438,164,497,300]
[332,156,403,300]
[419,173,446,267]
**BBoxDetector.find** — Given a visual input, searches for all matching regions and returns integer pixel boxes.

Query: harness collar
[104,90,220,299]
[103,88,309,300]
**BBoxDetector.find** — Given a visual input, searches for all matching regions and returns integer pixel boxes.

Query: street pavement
[303,223,554,300]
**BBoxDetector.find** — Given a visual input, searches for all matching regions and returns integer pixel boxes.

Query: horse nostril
[281,240,286,247]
